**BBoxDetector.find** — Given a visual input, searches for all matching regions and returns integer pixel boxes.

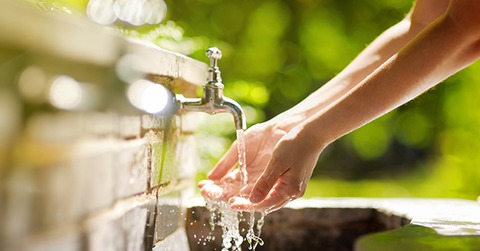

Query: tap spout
[176,94,246,131]
[221,97,247,131]
[175,47,246,131]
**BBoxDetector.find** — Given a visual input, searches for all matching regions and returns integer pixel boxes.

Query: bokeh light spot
[48,75,83,110]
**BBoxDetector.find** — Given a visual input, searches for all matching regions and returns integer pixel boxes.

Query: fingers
[229,181,302,212]
[248,169,278,203]
[207,141,239,180]
[248,152,286,203]
[228,196,253,211]
[198,179,211,189]
[198,171,243,201]
[243,155,310,212]
[198,180,224,200]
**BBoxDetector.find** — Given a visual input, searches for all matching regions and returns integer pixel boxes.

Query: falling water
[236,129,265,250]
[202,129,266,250]
[236,130,248,191]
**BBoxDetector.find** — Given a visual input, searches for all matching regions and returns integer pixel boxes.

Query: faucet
[176,47,246,130]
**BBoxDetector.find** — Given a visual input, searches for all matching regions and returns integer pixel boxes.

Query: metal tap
[176,47,246,130]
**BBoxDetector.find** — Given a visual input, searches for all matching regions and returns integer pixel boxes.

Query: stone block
[122,205,149,251]
[144,130,163,189]
[81,112,119,138]
[150,141,164,188]
[149,124,179,188]
[115,139,149,199]
[176,51,208,87]
[84,195,152,251]
[158,140,177,186]
[154,191,183,243]
[33,143,116,230]
[1,169,37,250]
[126,42,180,80]
[84,212,125,251]
[143,115,181,189]
[160,121,180,186]
[36,164,82,229]
[25,113,82,143]
[141,114,167,134]
[143,195,159,251]
[19,226,83,251]
[152,228,190,251]
[175,135,199,180]
[120,116,141,139]
[71,151,115,216]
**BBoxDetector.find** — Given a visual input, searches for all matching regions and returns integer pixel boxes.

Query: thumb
[249,164,281,203]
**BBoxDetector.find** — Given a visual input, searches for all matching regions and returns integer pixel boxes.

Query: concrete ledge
[152,228,190,251]
[0,0,207,85]
[287,198,480,236]
[186,197,480,251]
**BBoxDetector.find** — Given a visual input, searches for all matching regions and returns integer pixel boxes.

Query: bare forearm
[302,9,480,148]
[270,14,421,130]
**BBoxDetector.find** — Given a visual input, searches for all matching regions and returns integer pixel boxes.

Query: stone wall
[1,112,201,251]
[0,1,207,250]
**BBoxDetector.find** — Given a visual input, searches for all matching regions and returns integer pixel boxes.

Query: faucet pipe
[176,47,246,131]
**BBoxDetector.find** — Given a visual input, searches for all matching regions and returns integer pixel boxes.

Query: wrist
[284,123,329,156]
[268,113,307,133]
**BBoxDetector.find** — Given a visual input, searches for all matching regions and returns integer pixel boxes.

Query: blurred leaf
[348,114,393,160]
[395,109,433,148]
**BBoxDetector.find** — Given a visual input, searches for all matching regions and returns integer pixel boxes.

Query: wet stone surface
[186,206,407,251]
[186,198,480,251]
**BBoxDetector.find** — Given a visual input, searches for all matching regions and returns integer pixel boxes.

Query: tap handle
[206,47,222,85]
[206,47,222,67]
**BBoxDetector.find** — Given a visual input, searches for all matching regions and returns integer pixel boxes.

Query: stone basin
[185,198,480,251]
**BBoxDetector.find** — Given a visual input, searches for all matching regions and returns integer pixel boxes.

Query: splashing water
[205,198,243,251]
[246,211,265,250]
[202,129,266,250]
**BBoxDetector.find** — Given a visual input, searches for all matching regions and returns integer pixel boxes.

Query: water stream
[202,129,266,250]
[236,129,265,250]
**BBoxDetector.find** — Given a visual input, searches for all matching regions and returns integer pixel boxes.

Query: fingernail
[250,192,261,203]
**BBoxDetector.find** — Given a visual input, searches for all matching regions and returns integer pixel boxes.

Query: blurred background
[22,0,480,200]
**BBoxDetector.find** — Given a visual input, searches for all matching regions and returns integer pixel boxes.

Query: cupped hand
[200,122,325,213]
[229,127,323,213]
[199,122,287,202]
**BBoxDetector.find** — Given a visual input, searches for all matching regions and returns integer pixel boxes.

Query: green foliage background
[40,0,480,200]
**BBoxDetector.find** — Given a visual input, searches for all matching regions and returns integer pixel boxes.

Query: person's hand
[199,122,324,213]
[228,126,323,212]
[198,122,287,202]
